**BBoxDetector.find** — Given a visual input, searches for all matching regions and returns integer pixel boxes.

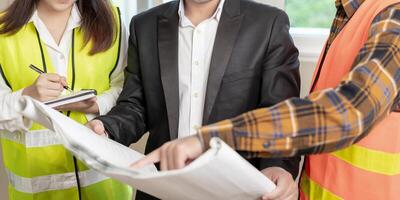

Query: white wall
[292,29,327,96]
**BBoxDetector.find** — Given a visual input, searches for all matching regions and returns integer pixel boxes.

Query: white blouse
[0,4,128,131]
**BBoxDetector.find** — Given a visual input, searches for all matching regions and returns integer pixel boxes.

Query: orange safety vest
[300,0,400,199]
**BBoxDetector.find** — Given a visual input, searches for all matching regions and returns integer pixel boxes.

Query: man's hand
[131,135,204,170]
[86,119,107,137]
[22,73,67,102]
[55,97,99,114]
[261,167,298,200]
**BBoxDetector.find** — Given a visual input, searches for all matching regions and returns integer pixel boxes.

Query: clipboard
[44,89,97,108]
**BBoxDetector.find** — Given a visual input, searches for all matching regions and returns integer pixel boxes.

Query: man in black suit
[88,0,301,199]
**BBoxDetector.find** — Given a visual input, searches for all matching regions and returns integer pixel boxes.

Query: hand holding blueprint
[16,97,276,200]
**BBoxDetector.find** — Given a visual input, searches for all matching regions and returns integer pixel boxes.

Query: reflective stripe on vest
[1,137,88,178]
[7,169,108,194]
[301,0,400,199]
[332,144,400,176]
[303,153,400,199]
[0,130,61,148]
[0,6,132,200]
[300,173,342,200]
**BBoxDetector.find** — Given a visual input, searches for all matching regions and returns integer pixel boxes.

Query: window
[112,0,334,97]
[250,0,333,59]
[286,0,336,28]
[112,0,171,25]
[259,0,334,96]
[255,0,333,59]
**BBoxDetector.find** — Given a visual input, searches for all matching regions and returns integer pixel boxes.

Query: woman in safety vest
[0,0,131,199]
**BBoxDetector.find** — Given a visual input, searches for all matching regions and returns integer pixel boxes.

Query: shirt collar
[29,3,81,31]
[336,0,365,18]
[28,3,81,50]
[178,0,225,27]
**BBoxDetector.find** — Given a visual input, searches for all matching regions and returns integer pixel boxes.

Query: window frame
[115,0,329,62]
[265,0,328,61]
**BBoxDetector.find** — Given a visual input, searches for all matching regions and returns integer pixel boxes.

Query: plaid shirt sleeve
[197,5,400,158]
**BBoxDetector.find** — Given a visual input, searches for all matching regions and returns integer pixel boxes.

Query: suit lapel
[158,2,180,139]
[203,0,243,124]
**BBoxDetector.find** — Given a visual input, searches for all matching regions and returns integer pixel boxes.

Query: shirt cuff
[13,90,33,131]
[198,120,235,150]
[96,94,113,116]
[85,113,97,121]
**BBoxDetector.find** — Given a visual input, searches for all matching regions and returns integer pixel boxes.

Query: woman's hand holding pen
[22,73,67,102]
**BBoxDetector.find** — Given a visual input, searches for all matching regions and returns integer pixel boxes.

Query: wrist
[22,86,33,97]
[86,103,99,114]
[22,86,41,101]
[195,132,206,152]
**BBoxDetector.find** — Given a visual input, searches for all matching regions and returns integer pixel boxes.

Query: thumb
[130,149,161,169]
[261,168,291,200]
[94,124,105,135]
[87,120,105,135]
[60,77,68,87]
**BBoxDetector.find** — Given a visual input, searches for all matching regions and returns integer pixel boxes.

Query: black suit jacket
[98,0,301,199]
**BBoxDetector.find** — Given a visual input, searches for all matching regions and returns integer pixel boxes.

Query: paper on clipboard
[44,89,96,108]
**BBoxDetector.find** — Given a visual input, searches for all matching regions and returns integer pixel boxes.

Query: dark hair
[0,0,117,54]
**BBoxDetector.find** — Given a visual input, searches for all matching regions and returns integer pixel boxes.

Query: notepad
[44,89,97,108]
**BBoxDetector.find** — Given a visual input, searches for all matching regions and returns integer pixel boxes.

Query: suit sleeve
[96,18,147,146]
[257,10,301,178]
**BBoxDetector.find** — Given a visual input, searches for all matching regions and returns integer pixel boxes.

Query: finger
[261,169,276,182]
[186,136,204,159]
[55,102,78,111]
[60,77,68,87]
[160,145,169,171]
[44,73,63,82]
[81,97,97,105]
[130,149,161,169]
[54,102,78,111]
[173,144,186,170]
[86,120,104,135]
[85,97,97,103]
[93,123,105,135]
[262,181,286,200]
[166,144,175,170]
[44,82,63,91]
[281,183,298,200]
[287,189,299,200]
[40,89,63,99]
[54,105,65,110]
[275,185,294,200]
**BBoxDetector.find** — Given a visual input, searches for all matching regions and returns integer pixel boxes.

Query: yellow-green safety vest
[0,7,132,200]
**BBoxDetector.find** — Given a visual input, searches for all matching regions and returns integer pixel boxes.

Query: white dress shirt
[0,4,128,130]
[177,0,225,138]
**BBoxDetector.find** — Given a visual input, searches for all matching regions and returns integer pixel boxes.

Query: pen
[29,64,73,92]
